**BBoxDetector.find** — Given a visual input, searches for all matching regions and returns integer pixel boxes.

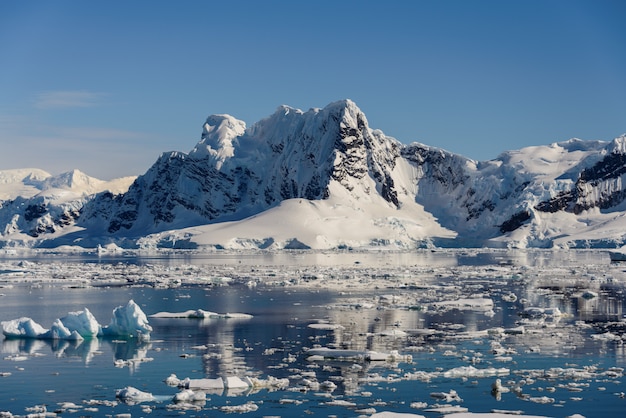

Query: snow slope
[137,186,454,250]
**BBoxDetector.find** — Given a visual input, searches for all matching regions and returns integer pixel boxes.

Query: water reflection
[1,336,153,371]
[0,251,624,417]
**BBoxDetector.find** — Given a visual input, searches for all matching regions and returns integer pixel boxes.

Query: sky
[1,0,625,180]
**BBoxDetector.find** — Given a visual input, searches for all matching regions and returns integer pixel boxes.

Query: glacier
[0,100,625,249]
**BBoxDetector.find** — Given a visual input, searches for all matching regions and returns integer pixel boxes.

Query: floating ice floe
[1,300,151,340]
[172,389,206,403]
[149,309,253,319]
[220,402,259,413]
[307,322,344,330]
[305,347,412,363]
[115,386,155,404]
[166,373,288,395]
[431,298,494,312]
[442,365,510,378]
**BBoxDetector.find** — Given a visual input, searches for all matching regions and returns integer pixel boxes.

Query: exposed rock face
[84,100,405,235]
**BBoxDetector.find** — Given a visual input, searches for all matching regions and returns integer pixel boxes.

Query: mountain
[1,99,625,250]
[0,169,135,242]
[0,168,53,201]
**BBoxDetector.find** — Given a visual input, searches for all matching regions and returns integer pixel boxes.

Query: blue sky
[1,0,625,179]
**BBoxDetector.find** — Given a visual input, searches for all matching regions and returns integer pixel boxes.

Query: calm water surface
[0,250,624,417]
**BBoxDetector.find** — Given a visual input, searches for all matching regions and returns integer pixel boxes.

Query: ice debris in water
[304,347,412,363]
[429,389,463,402]
[149,309,253,319]
[173,389,206,403]
[1,300,151,340]
[219,402,259,413]
[166,373,289,394]
[115,386,155,403]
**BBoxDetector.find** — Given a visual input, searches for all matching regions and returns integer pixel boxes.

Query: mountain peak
[37,169,106,195]
[189,114,246,168]
[609,134,626,154]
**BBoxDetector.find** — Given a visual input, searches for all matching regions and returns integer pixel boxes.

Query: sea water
[0,249,624,417]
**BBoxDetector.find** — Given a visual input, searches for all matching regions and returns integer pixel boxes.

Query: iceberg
[2,308,101,340]
[101,300,152,338]
[47,308,101,340]
[1,317,48,339]
[1,300,151,340]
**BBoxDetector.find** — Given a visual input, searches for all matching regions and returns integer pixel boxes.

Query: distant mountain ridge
[1,99,626,250]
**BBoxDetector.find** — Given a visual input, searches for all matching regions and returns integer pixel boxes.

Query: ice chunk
[101,300,152,338]
[115,386,155,403]
[173,389,206,403]
[46,308,101,340]
[305,347,409,362]
[225,376,252,389]
[442,366,510,378]
[150,309,217,319]
[180,377,225,391]
[149,309,252,320]
[219,402,258,413]
[528,396,555,404]
[165,373,181,386]
[325,399,356,406]
[2,317,48,338]
[248,375,289,390]
[432,298,494,311]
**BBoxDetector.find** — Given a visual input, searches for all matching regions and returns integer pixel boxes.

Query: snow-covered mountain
[0,169,135,242]
[1,99,626,250]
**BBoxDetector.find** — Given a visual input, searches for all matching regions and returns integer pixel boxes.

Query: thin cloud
[0,116,159,179]
[52,126,148,142]
[34,90,106,109]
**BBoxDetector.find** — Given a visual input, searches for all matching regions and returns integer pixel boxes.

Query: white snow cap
[190,114,246,169]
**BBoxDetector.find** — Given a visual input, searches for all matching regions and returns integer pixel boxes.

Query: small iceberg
[101,300,153,338]
[116,386,155,403]
[1,300,151,340]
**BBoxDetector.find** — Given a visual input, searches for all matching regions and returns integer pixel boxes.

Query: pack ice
[1,300,152,340]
